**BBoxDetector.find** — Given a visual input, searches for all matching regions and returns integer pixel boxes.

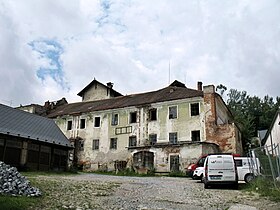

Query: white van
[234,157,260,183]
[204,154,238,189]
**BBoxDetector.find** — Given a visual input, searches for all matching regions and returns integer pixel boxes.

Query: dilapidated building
[48,79,243,173]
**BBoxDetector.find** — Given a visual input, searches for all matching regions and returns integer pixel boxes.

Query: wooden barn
[0,103,72,171]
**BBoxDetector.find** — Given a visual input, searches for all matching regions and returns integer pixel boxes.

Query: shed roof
[48,81,203,118]
[0,104,72,148]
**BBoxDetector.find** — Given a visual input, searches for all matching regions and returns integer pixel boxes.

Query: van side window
[235,159,242,167]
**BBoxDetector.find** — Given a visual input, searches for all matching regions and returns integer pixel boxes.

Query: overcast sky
[0,0,279,107]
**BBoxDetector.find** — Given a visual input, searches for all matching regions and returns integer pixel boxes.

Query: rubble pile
[0,161,41,196]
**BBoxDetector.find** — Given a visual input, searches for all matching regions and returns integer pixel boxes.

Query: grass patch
[168,171,187,177]
[0,195,40,210]
[93,168,155,177]
[243,177,280,201]
[21,170,79,177]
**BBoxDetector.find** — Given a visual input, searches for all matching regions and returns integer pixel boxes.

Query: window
[79,140,84,151]
[169,106,177,119]
[149,134,157,145]
[80,119,86,129]
[169,132,178,144]
[110,138,117,149]
[67,120,72,130]
[191,103,200,116]
[149,109,157,121]
[191,130,200,142]
[234,159,243,167]
[111,113,118,126]
[92,139,99,150]
[129,136,137,147]
[94,117,101,127]
[130,112,137,123]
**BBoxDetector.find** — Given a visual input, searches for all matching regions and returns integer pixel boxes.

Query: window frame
[67,120,73,130]
[169,106,178,119]
[92,139,99,150]
[149,108,157,121]
[129,136,137,147]
[94,116,101,127]
[149,134,157,145]
[191,130,200,142]
[110,138,117,150]
[111,113,119,126]
[190,103,200,116]
[169,132,178,144]
[80,119,86,129]
[129,111,137,124]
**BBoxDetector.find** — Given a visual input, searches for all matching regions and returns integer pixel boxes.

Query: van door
[222,156,236,181]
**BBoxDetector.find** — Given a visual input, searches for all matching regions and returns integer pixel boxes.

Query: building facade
[48,79,243,173]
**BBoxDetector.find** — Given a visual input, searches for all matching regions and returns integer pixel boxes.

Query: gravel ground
[32,173,279,210]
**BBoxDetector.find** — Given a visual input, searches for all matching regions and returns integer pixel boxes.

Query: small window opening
[169,106,177,119]
[67,121,72,130]
[80,119,86,129]
[191,103,199,116]
[191,130,200,142]
[130,112,137,123]
[94,117,101,127]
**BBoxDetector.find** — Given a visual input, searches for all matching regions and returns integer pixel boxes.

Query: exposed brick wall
[203,85,242,154]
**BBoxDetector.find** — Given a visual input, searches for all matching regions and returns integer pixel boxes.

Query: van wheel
[245,174,254,183]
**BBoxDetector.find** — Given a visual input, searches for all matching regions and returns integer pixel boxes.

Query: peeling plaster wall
[82,83,111,102]
[54,87,242,172]
[203,85,243,154]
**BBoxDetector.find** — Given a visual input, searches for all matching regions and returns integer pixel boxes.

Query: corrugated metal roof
[48,83,203,118]
[0,104,71,148]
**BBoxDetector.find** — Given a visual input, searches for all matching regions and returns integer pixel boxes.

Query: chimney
[107,82,113,89]
[197,81,203,91]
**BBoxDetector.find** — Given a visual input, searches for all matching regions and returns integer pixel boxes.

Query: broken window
[191,103,199,116]
[110,138,117,149]
[67,120,72,130]
[169,132,178,144]
[149,108,157,121]
[149,134,157,145]
[92,139,99,150]
[169,106,177,119]
[191,130,200,142]
[129,136,137,147]
[111,113,118,126]
[130,112,137,123]
[80,119,86,129]
[94,117,101,127]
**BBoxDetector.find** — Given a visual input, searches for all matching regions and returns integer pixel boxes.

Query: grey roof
[0,103,71,148]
